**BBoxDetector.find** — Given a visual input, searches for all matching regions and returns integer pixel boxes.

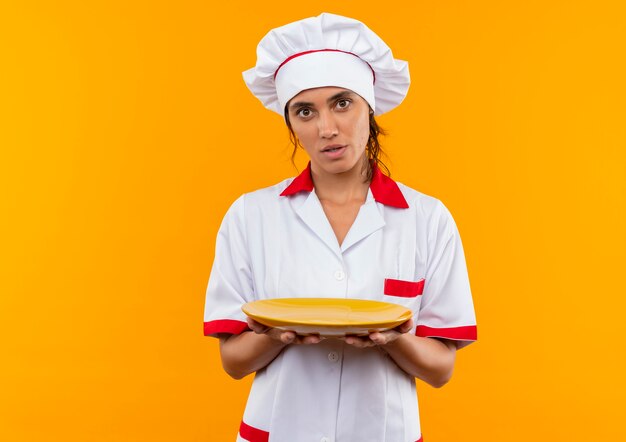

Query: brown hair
[284,111,390,182]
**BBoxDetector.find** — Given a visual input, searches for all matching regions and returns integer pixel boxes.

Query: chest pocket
[383,278,425,298]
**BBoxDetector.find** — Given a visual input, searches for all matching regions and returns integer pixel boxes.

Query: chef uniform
[203,13,477,442]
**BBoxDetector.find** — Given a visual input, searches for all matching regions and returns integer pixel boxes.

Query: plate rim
[242,297,412,328]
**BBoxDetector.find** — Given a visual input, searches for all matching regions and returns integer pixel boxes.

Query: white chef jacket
[204,163,477,442]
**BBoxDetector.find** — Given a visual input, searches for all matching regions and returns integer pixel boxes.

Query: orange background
[1,1,625,440]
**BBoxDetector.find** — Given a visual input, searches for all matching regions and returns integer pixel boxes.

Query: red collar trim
[370,164,410,208]
[280,162,409,209]
[280,162,315,196]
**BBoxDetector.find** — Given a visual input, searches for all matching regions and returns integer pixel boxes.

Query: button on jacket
[204,164,477,442]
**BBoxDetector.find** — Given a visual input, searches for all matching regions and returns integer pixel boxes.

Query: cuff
[204,319,250,337]
[416,325,477,348]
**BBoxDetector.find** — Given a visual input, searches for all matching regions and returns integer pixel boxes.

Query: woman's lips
[321,145,347,158]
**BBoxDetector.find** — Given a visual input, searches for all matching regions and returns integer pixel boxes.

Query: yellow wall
[1,1,625,440]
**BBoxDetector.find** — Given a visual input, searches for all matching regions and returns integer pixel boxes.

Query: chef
[203,12,477,442]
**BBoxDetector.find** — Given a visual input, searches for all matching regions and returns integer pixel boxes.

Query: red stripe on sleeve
[203,319,249,336]
[239,421,269,442]
[416,325,477,341]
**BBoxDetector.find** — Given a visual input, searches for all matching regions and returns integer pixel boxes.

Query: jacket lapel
[340,190,386,253]
[292,190,342,258]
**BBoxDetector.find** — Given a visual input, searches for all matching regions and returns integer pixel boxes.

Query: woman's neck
[311,160,370,205]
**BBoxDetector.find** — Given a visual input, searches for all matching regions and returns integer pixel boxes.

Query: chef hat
[243,12,410,117]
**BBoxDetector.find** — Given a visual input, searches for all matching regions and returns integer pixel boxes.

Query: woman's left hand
[343,317,456,387]
[343,318,414,348]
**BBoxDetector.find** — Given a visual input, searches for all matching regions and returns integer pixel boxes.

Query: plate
[242,298,412,337]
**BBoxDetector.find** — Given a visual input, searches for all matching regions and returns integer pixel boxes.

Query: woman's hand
[219,319,322,380]
[342,317,457,387]
[343,318,414,348]
[247,318,323,345]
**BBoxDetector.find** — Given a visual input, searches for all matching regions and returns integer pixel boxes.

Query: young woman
[204,13,477,442]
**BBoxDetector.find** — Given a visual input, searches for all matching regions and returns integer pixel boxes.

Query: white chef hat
[243,13,410,117]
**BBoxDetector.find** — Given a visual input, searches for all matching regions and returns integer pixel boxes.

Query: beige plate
[242,298,412,337]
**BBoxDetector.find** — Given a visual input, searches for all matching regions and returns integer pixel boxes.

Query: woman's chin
[312,156,365,177]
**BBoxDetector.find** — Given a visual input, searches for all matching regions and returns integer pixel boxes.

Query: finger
[369,332,388,345]
[301,334,322,345]
[344,336,357,346]
[396,318,414,334]
[247,319,267,334]
[345,336,375,348]
[246,317,257,329]
[279,331,296,344]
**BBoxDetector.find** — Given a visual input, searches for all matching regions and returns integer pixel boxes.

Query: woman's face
[286,86,370,178]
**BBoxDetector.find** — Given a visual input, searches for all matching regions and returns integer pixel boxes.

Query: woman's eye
[336,99,351,109]
[297,108,312,118]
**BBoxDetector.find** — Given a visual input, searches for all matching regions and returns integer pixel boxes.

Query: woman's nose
[317,112,339,138]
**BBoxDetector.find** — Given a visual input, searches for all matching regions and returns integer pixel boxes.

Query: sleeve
[417,201,477,349]
[203,195,255,338]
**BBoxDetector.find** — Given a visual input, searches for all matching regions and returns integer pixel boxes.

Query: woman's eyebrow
[290,91,355,110]
[289,100,313,110]
[327,91,354,103]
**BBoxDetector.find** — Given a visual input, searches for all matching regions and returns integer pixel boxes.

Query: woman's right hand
[247,318,323,345]
[219,318,324,379]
